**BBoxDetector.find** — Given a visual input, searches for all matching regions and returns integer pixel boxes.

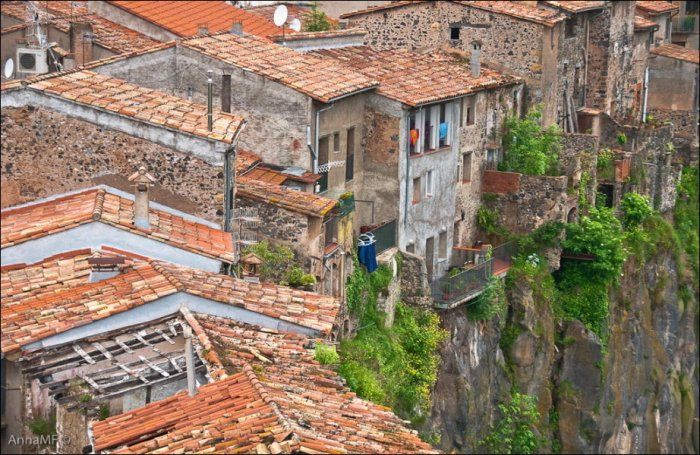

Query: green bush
[314,342,340,365]
[620,192,653,228]
[500,106,562,176]
[477,206,504,235]
[304,5,334,32]
[674,167,699,285]
[243,241,314,288]
[480,393,544,454]
[469,276,506,321]
[29,416,57,437]
[596,148,616,181]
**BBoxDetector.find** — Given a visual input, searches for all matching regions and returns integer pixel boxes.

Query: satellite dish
[290,18,301,32]
[273,4,288,27]
[4,58,14,79]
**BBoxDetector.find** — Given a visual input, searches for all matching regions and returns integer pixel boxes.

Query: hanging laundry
[410,129,419,145]
[357,234,379,273]
[439,122,448,140]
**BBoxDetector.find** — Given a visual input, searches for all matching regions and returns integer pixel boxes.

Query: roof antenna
[273,4,288,41]
[207,69,213,132]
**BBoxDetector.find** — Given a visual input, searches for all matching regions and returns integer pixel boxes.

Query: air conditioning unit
[16,48,49,75]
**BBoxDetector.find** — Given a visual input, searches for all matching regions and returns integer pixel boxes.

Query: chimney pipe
[69,21,93,66]
[207,70,213,131]
[231,21,243,36]
[471,41,481,77]
[128,166,156,230]
[221,74,231,113]
[183,326,197,397]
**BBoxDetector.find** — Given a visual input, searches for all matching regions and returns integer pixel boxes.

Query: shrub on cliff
[481,393,543,454]
[500,106,562,176]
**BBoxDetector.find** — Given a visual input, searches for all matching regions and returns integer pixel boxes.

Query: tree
[500,106,562,176]
[481,393,543,454]
[304,5,334,32]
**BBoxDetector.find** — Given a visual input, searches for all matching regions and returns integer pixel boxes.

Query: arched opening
[567,207,578,224]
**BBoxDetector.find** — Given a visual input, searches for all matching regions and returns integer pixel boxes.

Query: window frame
[462,153,472,182]
[438,231,447,260]
[425,170,434,198]
[412,176,421,204]
[345,126,355,182]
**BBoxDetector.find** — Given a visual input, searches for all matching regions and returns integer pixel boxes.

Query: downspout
[403,109,413,230]
[641,65,649,123]
[224,121,247,232]
[313,103,335,174]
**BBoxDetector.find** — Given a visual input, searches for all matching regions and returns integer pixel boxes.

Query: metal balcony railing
[362,219,397,254]
[673,15,698,33]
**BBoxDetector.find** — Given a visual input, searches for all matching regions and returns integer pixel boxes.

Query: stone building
[636,0,679,46]
[670,0,699,50]
[314,45,522,280]
[1,1,159,81]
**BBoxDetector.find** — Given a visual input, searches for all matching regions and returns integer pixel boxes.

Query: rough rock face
[428,249,698,454]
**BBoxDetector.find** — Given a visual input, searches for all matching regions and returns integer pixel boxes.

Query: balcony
[673,15,698,34]
[361,219,397,255]
[431,241,517,309]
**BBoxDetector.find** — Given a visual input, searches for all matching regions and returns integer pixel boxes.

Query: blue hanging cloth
[439,122,448,140]
[357,234,379,273]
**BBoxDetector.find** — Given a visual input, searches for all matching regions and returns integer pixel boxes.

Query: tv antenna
[289,18,301,33]
[273,4,288,39]
[4,58,14,79]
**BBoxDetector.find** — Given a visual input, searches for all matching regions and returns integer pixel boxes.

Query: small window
[453,222,460,245]
[412,176,421,204]
[425,170,434,197]
[462,153,472,182]
[333,132,340,153]
[346,127,355,182]
[565,18,576,38]
[317,135,329,193]
[665,18,671,41]
[438,231,447,259]
[462,96,475,126]
[438,104,448,148]
[409,111,419,155]
[450,26,460,40]
[648,31,654,47]
[486,149,498,169]
[423,109,433,151]
[406,242,415,254]
[324,217,338,246]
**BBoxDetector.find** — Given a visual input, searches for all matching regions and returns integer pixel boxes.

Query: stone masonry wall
[1,106,224,222]
[399,251,432,308]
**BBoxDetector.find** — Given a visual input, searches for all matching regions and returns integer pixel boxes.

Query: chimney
[128,166,156,230]
[198,24,209,36]
[471,41,482,77]
[87,255,125,282]
[69,21,93,66]
[231,21,243,36]
[183,326,197,396]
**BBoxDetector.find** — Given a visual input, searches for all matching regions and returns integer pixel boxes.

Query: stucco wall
[87,1,179,42]
[648,56,699,112]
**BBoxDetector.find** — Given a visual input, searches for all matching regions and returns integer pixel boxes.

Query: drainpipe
[313,104,334,173]
[403,108,419,230]
[224,122,247,234]
[641,66,649,123]
[207,70,213,131]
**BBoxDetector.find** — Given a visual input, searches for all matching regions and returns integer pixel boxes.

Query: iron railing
[673,15,698,33]
[363,219,397,254]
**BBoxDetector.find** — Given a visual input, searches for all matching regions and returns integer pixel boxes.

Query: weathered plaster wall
[648,56,699,112]
[87,1,179,42]
[0,106,225,221]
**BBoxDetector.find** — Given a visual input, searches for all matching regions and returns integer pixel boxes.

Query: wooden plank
[91,342,113,360]
[81,374,102,391]
[73,344,96,364]
[115,338,134,354]
[139,355,170,377]
[156,329,175,345]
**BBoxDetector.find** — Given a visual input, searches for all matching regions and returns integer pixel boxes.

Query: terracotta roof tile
[91,314,437,454]
[313,46,521,106]
[246,3,339,30]
[106,0,281,38]
[237,177,338,217]
[636,1,679,16]
[180,32,378,103]
[1,257,339,354]
[634,15,659,31]
[542,1,605,13]
[651,43,700,64]
[269,27,365,43]
[1,189,235,262]
[235,149,262,175]
[25,70,244,143]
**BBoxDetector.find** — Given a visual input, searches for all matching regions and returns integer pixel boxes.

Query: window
[423,108,433,151]
[317,135,329,193]
[462,96,475,126]
[406,242,415,254]
[438,103,452,148]
[425,170,434,197]
[346,127,355,181]
[665,18,672,41]
[462,153,472,182]
[565,18,576,38]
[512,89,520,115]
[409,111,419,155]
[324,216,338,246]
[648,31,655,47]
[438,231,447,259]
[412,176,421,204]
[450,26,460,40]
[486,149,498,169]
[333,132,340,153]
[453,222,460,245]
[687,1,699,14]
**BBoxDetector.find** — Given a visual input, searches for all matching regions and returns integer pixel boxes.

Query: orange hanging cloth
[410,129,419,145]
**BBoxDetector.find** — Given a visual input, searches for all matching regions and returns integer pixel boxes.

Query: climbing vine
[480,393,544,454]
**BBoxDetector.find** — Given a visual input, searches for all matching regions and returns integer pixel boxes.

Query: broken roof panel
[91,314,437,454]
[106,0,281,38]
[180,32,379,103]
[313,46,521,107]
[237,177,338,217]
[24,70,244,143]
[0,188,235,262]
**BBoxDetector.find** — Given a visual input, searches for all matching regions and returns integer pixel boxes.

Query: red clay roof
[237,177,338,217]
[24,70,244,143]
[180,32,379,103]
[635,15,660,31]
[106,0,281,38]
[313,46,521,106]
[651,43,700,64]
[1,257,339,354]
[236,149,262,174]
[1,189,235,262]
[636,1,679,16]
[341,0,568,25]
[542,1,605,13]
[269,27,364,43]
[91,314,437,454]
[246,3,339,30]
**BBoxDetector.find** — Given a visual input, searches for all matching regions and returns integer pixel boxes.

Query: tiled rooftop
[1,188,236,262]
[23,70,244,143]
[313,46,521,106]
[634,15,659,31]
[542,1,605,13]
[270,27,366,43]
[238,177,338,217]
[1,257,339,354]
[247,3,339,30]
[636,1,679,16]
[180,32,379,103]
[236,149,262,174]
[91,314,437,454]
[0,1,159,54]
[651,43,700,65]
[106,0,281,38]
[341,1,569,25]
